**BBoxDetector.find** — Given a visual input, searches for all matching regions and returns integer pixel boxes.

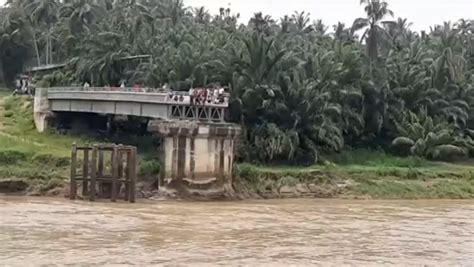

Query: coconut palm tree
[0,8,31,84]
[354,0,394,63]
[60,0,104,35]
[24,0,59,64]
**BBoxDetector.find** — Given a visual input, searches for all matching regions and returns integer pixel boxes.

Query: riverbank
[234,160,474,199]
[1,94,474,199]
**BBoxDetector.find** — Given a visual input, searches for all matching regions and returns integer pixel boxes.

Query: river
[0,196,473,266]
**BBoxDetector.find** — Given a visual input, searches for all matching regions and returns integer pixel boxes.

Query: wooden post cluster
[70,143,137,203]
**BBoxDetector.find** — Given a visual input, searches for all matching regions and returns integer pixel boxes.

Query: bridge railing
[46,87,230,107]
[47,86,171,93]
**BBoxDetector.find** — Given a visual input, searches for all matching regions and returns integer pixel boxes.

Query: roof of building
[26,63,67,73]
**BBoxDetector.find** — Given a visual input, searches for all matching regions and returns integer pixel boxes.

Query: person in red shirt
[133,84,141,92]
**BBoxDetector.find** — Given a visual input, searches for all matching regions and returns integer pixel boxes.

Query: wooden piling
[89,145,98,201]
[70,143,136,203]
[130,147,137,203]
[117,147,123,200]
[97,149,104,198]
[124,150,130,201]
[111,145,119,202]
[82,148,89,196]
[70,143,77,200]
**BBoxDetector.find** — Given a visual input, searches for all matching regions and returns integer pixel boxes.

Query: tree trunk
[49,35,52,64]
[45,33,49,65]
[32,31,41,66]
[49,28,53,64]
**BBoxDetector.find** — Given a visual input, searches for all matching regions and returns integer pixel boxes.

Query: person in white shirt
[189,88,195,104]
[213,88,219,104]
[218,88,225,103]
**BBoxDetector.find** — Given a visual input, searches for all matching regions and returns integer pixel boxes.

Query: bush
[327,148,431,168]
[32,154,70,167]
[0,150,30,164]
[139,159,160,176]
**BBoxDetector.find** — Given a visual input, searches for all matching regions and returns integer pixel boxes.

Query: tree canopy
[1,0,473,164]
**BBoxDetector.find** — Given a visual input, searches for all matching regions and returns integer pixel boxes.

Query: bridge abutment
[34,88,53,133]
[148,120,241,196]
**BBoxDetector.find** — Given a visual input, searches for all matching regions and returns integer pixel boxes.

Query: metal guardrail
[46,87,230,107]
[47,86,171,94]
[46,87,231,96]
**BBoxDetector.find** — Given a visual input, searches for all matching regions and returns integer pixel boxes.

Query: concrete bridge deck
[43,87,229,122]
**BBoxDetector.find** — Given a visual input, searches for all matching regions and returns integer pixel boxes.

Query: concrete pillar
[33,88,53,132]
[148,120,241,196]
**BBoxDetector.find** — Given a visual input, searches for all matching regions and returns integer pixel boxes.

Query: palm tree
[430,22,466,88]
[333,22,360,43]
[392,109,467,159]
[192,6,210,24]
[60,0,104,35]
[291,11,312,33]
[312,19,328,37]
[24,0,60,64]
[4,0,41,66]
[384,17,413,48]
[354,0,394,63]
[0,7,31,84]
[249,12,275,35]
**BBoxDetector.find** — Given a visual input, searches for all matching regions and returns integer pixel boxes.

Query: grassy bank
[1,95,473,199]
[234,151,474,199]
[0,95,82,194]
[0,95,161,194]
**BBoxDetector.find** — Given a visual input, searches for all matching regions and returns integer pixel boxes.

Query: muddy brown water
[0,196,473,266]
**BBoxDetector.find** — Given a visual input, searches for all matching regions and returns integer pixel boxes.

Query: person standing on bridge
[218,87,225,103]
[189,87,195,105]
[133,84,141,92]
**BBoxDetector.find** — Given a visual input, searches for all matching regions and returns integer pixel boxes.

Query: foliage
[0,0,473,163]
[391,109,474,160]
[234,162,474,199]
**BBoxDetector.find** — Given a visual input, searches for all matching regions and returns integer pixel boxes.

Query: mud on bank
[233,163,474,200]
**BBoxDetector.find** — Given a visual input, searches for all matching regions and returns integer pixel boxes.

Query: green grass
[0,95,161,194]
[0,137,70,194]
[2,96,88,157]
[0,90,10,98]
[0,95,87,194]
[234,149,474,199]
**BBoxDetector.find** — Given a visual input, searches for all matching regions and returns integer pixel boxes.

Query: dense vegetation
[1,0,473,164]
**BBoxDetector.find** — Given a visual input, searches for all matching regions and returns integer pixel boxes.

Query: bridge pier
[148,120,241,196]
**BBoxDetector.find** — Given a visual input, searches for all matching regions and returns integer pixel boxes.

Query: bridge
[33,87,240,197]
[44,87,229,122]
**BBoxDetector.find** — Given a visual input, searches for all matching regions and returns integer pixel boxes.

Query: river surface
[0,196,473,266]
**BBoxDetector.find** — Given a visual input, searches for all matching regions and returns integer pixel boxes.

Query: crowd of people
[188,87,226,105]
[13,75,35,96]
[81,81,227,105]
